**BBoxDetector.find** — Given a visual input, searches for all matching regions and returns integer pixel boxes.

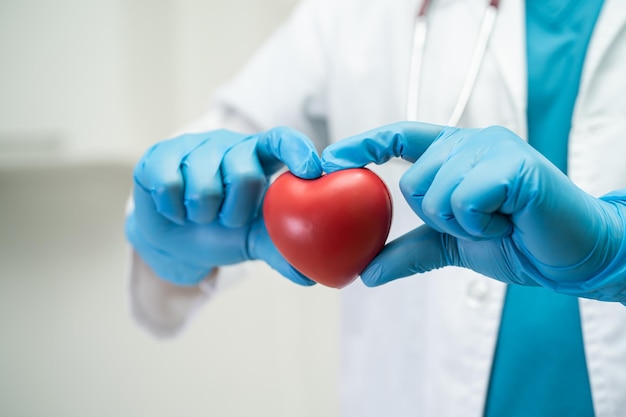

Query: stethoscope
[406,0,501,125]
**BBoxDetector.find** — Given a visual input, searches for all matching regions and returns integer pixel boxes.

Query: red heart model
[263,168,392,288]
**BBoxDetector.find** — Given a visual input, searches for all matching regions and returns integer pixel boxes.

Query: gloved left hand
[321,122,626,302]
[126,127,322,287]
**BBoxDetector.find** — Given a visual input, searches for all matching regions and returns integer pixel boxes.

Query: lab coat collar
[485,0,626,139]
[577,0,626,106]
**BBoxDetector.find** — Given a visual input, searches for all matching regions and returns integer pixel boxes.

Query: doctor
[125,0,626,416]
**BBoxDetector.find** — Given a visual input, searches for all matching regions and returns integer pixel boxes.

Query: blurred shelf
[0,149,140,172]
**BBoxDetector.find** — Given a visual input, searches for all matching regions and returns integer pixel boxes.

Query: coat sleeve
[127,0,336,338]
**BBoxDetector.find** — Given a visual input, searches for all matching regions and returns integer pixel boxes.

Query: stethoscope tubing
[406,0,500,125]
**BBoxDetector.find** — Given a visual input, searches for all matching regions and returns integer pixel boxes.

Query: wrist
[526,197,626,301]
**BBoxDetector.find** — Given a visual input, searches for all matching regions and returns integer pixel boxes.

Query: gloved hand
[125,127,322,286]
[322,122,626,302]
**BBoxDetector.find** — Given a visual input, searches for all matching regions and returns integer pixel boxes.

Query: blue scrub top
[483,1,604,416]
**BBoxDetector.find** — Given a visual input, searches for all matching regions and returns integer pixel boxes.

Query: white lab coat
[128,0,626,416]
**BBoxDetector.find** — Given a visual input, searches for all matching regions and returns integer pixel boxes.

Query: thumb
[321,121,447,173]
[360,225,453,287]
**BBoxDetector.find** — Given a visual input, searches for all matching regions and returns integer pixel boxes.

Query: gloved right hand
[321,122,626,302]
[125,127,322,286]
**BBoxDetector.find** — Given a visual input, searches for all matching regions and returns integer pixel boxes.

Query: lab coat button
[466,280,489,308]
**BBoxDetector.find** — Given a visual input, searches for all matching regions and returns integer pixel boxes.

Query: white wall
[123,0,299,155]
[0,0,129,160]
[0,1,340,416]
[0,0,302,160]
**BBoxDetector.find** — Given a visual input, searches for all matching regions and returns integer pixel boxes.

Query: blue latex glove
[126,127,322,286]
[322,122,626,302]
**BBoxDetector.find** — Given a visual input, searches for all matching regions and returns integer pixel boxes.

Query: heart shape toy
[263,168,392,288]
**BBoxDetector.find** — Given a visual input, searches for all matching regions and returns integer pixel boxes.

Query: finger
[182,131,247,224]
[360,225,454,287]
[321,121,448,172]
[221,139,267,228]
[130,182,170,237]
[133,133,208,225]
[400,126,518,239]
[247,220,316,286]
[255,126,322,179]
[398,137,461,234]
[405,142,493,240]
[450,161,514,238]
